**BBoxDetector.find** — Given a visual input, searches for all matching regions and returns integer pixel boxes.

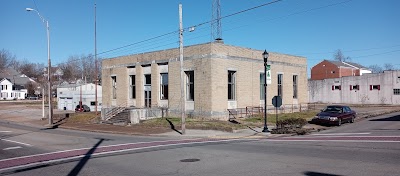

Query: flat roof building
[102,42,308,120]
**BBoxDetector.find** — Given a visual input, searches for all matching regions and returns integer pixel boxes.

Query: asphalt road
[0,111,399,175]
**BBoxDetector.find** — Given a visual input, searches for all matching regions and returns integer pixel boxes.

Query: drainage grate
[180,158,200,162]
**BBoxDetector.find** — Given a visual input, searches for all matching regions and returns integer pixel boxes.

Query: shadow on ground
[303,171,343,176]
[166,118,182,135]
[369,115,400,121]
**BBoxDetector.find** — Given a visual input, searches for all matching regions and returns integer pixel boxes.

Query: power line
[96,0,284,58]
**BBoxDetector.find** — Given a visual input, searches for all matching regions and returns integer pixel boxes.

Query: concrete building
[57,83,102,111]
[311,60,371,80]
[309,70,400,104]
[102,42,308,120]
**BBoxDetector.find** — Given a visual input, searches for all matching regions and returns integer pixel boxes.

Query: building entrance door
[144,90,151,108]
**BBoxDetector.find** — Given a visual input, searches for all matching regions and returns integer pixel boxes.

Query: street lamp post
[26,8,53,126]
[262,50,270,132]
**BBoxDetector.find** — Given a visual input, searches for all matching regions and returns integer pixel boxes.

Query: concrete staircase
[103,108,133,125]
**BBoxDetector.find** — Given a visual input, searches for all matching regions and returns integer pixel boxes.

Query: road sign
[272,96,282,107]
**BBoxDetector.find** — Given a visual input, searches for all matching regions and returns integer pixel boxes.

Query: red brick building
[311,60,371,80]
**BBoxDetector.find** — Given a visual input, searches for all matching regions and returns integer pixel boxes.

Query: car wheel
[350,116,355,123]
[337,119,342,126]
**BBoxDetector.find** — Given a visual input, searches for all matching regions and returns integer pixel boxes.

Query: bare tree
[384,63,395,71]
[58,54,101,83]
[0,49,15,71]
[333,49,351,62]
[17,60,45,80]
[8,57,21,70]
[369,64,383,73]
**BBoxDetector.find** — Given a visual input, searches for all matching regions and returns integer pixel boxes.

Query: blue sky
[1,0,399,76]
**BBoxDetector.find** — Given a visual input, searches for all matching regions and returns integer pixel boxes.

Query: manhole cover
[180,158,200,162]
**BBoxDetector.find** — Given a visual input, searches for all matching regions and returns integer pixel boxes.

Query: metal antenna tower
[211,0,222,42]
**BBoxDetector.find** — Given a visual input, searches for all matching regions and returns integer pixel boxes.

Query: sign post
[272,96,282,128]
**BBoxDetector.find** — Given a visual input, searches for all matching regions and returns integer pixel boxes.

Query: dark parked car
[75,105,90,112]
[311,105,356,126]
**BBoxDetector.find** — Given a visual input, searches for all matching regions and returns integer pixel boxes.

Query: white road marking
[0,131,12,133]
[0,138,254,169]
[1,139,32,146]
[3,146,22,151]
[311,133,371,136]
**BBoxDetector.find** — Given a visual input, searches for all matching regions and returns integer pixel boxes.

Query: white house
[57,83,102,111]
[0,78,27,100]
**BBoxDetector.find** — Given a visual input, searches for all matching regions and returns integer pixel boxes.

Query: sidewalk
[5,102,400,139]
[1,111,284,139]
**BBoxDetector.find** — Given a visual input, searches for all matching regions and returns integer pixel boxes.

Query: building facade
[57,83,102,111]
[102,42,308,119]
[309,70,400,104]
[311,60,371,80]
[0,78,27,100]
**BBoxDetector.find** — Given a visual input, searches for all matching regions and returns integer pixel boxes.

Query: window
[1,85,3,90]
[277,74,283,97]
[350,85,359,90]
[129,75,136,99]
[145,74,151,85]
[370,85,380,90]
[90,101,96,106]
[111,76,117,99]
[160,73,168,100]
[185,71,194,101]
[228,71,236,100]
[332,85,341,90]
[260,73,265,100]
[293,75,298,99]
[394,89,400,95]
[344,106,351,112]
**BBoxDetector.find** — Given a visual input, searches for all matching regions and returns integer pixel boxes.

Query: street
[1,112,400,175]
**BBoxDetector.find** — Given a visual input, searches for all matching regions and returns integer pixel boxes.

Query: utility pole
[179,4,185,135]
[42,68,45,119]
[94,3,98,115]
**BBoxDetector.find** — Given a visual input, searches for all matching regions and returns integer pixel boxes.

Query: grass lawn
[62,110,319,132]
[140,110,319,132]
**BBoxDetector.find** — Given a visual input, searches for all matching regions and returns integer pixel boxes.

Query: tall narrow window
[129,75,136,99]
[111,76,117,99]
[145,74,151,86]
[293,75,298,99]
[160,73,168,100]
[260,73,265,100]
[278,74,283,97]
[228,71,236,100]
[185,71,194,101]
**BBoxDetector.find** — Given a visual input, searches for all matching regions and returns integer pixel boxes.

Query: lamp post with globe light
[262,50,270,132]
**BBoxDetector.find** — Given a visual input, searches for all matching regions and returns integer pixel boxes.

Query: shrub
[271,127,310,135]
[276,117,307,129]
